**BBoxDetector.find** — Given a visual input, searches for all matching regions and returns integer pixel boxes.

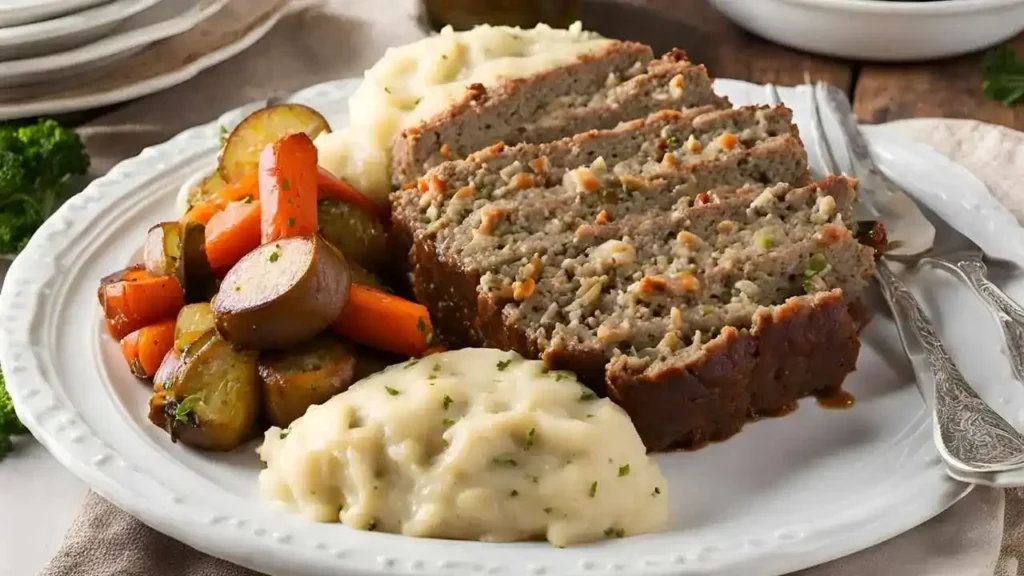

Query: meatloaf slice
[392,105,803,265]
[605,289,860,450]
[408,169,875,449]
[391,47,729,187]
[403,135,812,350]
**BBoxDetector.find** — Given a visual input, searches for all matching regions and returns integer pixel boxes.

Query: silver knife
[807,82,1024,474]
[820,83,1024,389]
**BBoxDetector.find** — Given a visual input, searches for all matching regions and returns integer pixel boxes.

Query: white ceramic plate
[0,0,227,88]
[11,78,1024,576]
[709,0,1024,62]
[0,0,287,120]
[0,0,164,61]
[0,0,112,27]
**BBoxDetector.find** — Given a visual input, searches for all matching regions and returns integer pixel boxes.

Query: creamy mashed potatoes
[258,348,668,546]
[315,22,613,202]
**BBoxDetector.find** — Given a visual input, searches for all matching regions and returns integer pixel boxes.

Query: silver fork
[818,83,1024,388]
[766,82,1024,474]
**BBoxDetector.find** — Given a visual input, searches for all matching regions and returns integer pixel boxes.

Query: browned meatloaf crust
[391,46,729,186]
[604,290,861,450]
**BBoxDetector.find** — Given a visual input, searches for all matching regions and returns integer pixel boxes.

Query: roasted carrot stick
[183,201,220,226]
[205,200,262,274]
[259,133,318,243]
[120,319,176,378]
[332,283,434,358]
[101,271,185,340]
[216,171,259,207]
[316,167,382,221]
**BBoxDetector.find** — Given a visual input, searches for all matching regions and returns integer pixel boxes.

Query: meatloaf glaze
[391,46,729,187]
[389,58,876,452]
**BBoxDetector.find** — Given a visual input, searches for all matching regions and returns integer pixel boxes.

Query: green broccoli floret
[0,119,89,255]
[0,367,26,461]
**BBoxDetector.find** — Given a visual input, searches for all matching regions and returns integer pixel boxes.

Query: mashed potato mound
[258,348,668,546]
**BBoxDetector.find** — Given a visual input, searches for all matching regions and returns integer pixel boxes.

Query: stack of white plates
[0,0,275,118]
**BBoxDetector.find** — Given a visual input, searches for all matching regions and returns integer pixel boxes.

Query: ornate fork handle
[922,256,1024,386]
[875,259,1024,473]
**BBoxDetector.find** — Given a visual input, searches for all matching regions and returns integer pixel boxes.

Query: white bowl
[708,0,1024,62]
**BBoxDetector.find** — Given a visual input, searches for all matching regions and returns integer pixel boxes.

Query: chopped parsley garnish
[443,395,453,410]
[604,527,625,538]
[524,427,535,450]
[218,125,229,146]
[982,45,1024,106]
[618,464,630,477]
[805,253,828,276]
[588,481,598,498]
[384,87,392,94]
[287,217,295,228]
[510,489,519,497]
[666,136,680,150]
[384,386,400,396]
[493,457,518,467]
[580,389,597,401]
[268,251,280,263]
[652,487,661,497]
[416,317,427,334]
[241,195,253,204]
[554,373,568,382]
[543,507,553,514]
[279,429,290,439]
[442,418,455,427]
[174,395,201,424]
[281,178,291,191]
[404,359,419,369]
[528,475,539,484]
[496,358,513,371]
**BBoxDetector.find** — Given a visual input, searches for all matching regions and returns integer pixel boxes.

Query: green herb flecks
[281,178,291,191]
[268,251,280,263]
[524,427,535,451]
[510,489,519,497]
[618,464,630,477]
[174,395,201,424]
[604,527,625,538]
[496,358,513,371]
[443,394,453,410]
[493,457,518,467]
[588,481,598,498]
[385,386,400,396]
[580,389,597,401]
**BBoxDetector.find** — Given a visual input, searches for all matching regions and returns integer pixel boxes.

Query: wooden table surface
[584,0,1024,130]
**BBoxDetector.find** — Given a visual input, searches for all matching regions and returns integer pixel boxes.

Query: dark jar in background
[420,0,583,31]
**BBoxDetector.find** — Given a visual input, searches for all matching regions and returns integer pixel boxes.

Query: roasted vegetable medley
[98,104,436,451]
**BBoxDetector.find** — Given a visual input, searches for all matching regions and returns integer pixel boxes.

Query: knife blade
[818,83,935,258]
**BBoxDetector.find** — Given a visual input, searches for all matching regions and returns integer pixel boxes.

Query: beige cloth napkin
[41,0,1024,574]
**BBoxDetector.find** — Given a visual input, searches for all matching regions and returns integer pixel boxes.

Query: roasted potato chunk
[219,104,330,183]
[142,222,181,276]
[212,235,350,350]
[174,303,215,353]
[317,199,387,272]
[259,335,357,427]
[148,333,259,451]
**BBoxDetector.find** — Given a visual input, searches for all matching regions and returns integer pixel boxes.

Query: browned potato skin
[259,335,357,427]
[148,333,260,451]
[142,222,181,276]
[219,104,330,183]
[177,221,218,303]
[317,199,387,272]
[212,235,350,350]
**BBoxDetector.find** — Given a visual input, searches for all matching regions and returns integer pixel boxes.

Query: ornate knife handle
[922,256,1024,386]
[875,259,1024,473]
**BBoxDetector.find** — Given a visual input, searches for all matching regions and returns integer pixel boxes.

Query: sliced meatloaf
[392,105,803,269]
[391,47,730,187]
[396,100,876,449]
